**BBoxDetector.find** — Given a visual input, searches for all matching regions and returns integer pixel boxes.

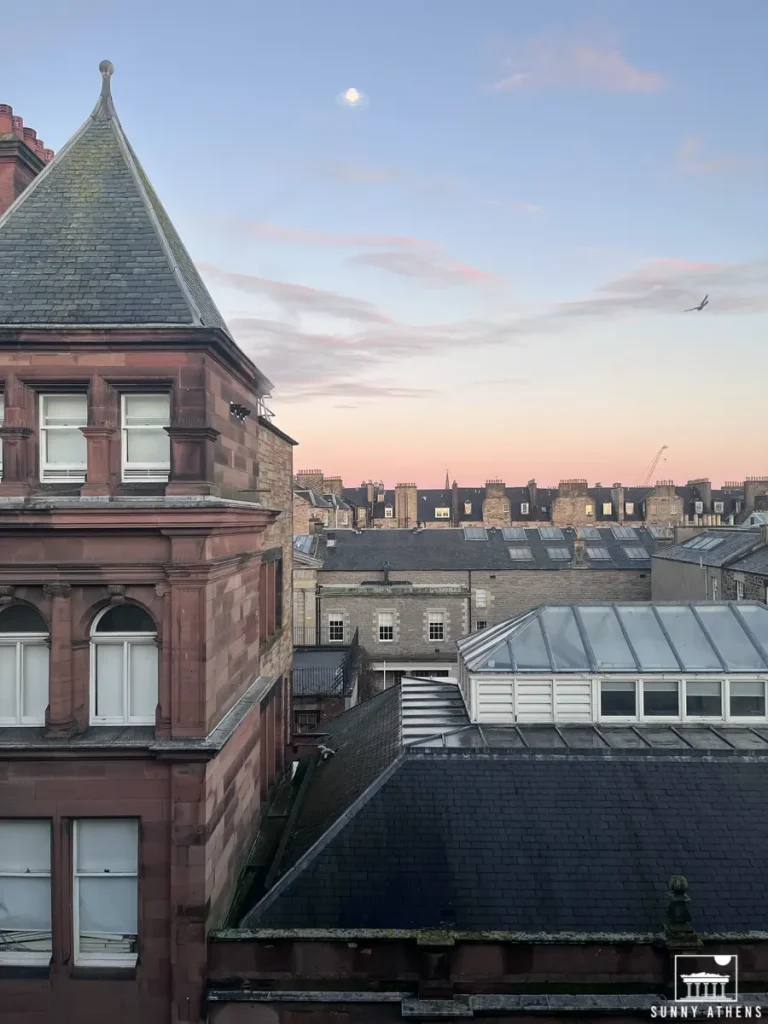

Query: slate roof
[0,64,229,333]
[241,679,768,931]
[653,529,762,568]
[458,601,768,674]
[729,548,768,577]
[295,488,352,512]
[317,526,658,572]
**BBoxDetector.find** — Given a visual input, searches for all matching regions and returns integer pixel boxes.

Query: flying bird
[685,294,709,312]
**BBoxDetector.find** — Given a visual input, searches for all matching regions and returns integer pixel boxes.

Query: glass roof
[502,527,526,541]
[578,526,601,540]
[463,527,487,541]
[456,602,768,674]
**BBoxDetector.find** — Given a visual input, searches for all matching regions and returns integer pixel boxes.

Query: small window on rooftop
[463,527,487,540]
[694,501,704,514]
[538,526,563,540]
[578,526,601,539]
[520,502,530,515]
[435,507,450,519]
[612,526,637,540]
[714,501,725,514]
[602,502,612,516]
[623,546,649,560]
[464,501,472,514]
[507,546,534,561]
[384,505,393,518]
[502,527,526,541]
[625,502,635,515]
[586,546,611,560]
[585,504,594,516]
[546,547,571,560]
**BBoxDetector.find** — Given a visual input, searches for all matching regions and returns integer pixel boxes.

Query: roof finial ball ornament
[99,60,115,98]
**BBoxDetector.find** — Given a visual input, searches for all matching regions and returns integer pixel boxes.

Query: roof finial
[99,60,115,100]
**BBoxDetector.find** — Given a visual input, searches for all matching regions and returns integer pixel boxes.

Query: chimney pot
[22,127,36,144]
[11,115,23,139]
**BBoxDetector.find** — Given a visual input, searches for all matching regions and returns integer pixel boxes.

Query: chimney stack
[0,104,53,217]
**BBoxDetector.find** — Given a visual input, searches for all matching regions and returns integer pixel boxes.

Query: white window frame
[520,502,530,515]
[73,819,139,967]
[475,588,488,609]
[714,501,724,514]
[0,630,49,726]
[89,607,158,726]
[736,580,745,601]
[120,393,171,483]
[625,502,634,515]
[0,819,52,965]
[641,679,681,720]
[694,501,704,514]
[602,502,612,516]
[435,507,450,519]
[464,501,472,514]
[598,679,638,720]
[384,505,394,518]
[327,614,345,643]
[728,680,767,721]
[585,504,594,516]
[428,611,445,642]
[683,678,724,721]
[39,393,88,482]
[378,612,394,642]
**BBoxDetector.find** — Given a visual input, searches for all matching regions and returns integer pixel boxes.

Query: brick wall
[482,481,511,527]
[318,567,651,653]
[205,357,262,500]
[722,569,767,602]
[255,419,294,685]
[395,484,418,528]
[551,480,594,527]
[645,484,684,526]
[293,492,319,535]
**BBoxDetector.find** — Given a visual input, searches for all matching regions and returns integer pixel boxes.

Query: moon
[337,87,368,108]
[713,955,732,966]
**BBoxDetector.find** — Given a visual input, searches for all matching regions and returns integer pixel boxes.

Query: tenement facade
[0,64,294,1024]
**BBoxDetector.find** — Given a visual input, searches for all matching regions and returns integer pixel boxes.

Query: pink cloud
[198,264,394,324]
[493,37,663,94]
[236,220,432,249]
[676,136,768,175]
[346,249,501,287]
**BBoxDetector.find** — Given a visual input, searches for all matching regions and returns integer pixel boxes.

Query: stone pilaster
[43,583,76,737]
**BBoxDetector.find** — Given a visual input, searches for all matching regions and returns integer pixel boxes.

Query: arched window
[0,604,49,726]
[90,604,158,726]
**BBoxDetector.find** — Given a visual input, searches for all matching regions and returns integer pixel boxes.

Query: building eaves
[653,530,762,568]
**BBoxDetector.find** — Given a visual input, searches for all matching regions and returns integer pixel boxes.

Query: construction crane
[641,445,668,488]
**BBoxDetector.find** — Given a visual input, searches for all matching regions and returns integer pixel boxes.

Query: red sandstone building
[0,63,295,1023]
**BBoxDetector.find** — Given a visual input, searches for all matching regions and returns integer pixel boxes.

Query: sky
[2,0,768,488]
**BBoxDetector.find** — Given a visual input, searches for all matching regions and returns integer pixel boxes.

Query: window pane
[643,681,679,716]
[730,682,765,717]
[578,606,636,670]
[123,394,170,425]
[510,619,551,670]
[0,878,51,943]
[95,644,124,719]
[128,643,158,720]
[601,681,636,716]
[0,645,17,719]
[616,607,680,671]
[77,820,138,873]
[686,681,722,716]
[378,613,393,627]
[540,607,589,670]
[0,820,50,872]
[125,429,170,465]
[21,644,48,721]
[0,604,47,633]
[655,606,722,671]
[45,429,87,465]
[43,395,87,425]
[95,605,155,633]
[79,877,137,942]
[695,606,767,671]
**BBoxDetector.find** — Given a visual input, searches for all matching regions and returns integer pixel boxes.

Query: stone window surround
[424,607,449,644]
[0,372,223,497]
[376,608,397,643]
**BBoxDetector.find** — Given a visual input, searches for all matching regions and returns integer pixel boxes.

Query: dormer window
[585,504,594,516]
[464,501,472,514]
[520,502,530,515]
[121,394,171,482]
[435,507,450,519]
[602,502,612,515]
[384,505,394,518]
[40,394,87,482]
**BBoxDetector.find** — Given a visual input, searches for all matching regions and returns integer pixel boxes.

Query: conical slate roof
[0,62,229,333]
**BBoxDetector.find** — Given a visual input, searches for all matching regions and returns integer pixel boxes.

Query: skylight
[463,527,487,541]
[578,527,601,540]
[546,547,571,560]
[646,525,673,539]
[623,546,649,560]
[538,526,563,540]
[612,526,637,541]
[586,546,611,560]
[683,534,725,551]
[502,527,526,541]
[507,546,534,561]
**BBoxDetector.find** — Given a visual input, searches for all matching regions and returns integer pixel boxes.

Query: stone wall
[481,480,511,527]
[722,568,767,602]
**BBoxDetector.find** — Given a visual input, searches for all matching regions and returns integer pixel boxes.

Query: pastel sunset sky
[3,0,767,487]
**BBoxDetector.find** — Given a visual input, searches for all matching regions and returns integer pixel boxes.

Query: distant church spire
[445,470,450,490]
